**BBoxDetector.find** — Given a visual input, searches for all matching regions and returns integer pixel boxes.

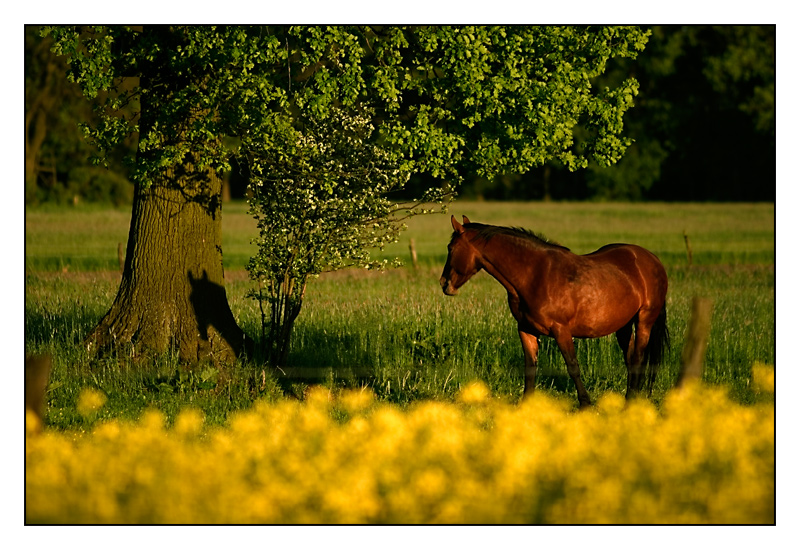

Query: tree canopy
[41,25,650,193]
[30,25,775,204]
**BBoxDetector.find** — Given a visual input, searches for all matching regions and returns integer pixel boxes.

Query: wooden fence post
[25,355,52,430]
[683,230,693,266]
[676,297,713,388]
[409,239,419,270]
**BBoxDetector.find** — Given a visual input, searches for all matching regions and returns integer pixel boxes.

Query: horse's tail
[644,305,670,395]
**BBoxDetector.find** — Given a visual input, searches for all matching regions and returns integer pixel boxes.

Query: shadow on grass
[269,326,381,391]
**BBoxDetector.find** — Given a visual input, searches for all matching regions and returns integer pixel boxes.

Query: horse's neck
[474,236,542,297]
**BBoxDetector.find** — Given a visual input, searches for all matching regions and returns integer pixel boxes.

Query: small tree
[246,104,447,367]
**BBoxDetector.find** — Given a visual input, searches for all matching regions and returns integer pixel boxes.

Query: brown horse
[440,215,669,408]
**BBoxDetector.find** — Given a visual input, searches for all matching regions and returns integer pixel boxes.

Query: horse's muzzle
[440,276,458,296]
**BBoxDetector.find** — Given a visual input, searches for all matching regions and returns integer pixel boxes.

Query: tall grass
[25,202,775,426]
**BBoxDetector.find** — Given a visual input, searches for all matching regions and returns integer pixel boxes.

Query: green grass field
[25,201,775,428]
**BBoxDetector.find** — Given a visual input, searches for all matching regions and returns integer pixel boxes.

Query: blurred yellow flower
[140,409,166,431]
[306,385,333,408]
[752,363,774,393]
[25,367,774,525]
[174,408,204,437]
[339,387,374,414]
[76,388,107,419]
[596,392,625,415]
[25,409,42,436]
[457,380,490,404]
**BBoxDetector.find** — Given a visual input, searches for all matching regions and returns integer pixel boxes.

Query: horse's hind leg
[626,310,660,399]
[615,320,634,367]
[616,319,642,399]
[552,326,592,409]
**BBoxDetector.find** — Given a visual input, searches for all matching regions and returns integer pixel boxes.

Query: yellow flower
[457,380,490,404]
[174,408,204,437]
[93,419,121,440]
[305,385,333,408]
[139,409,166,431]
[25,381,775,524]
[596,392,625,415]
[76,388,107,419]
[751,362,774,393]
[25,409,42,436]
[339,388,374,414]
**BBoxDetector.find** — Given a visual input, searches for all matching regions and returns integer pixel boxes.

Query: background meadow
[25,201,774,426]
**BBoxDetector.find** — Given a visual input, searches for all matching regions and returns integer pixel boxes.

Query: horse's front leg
[552,326,592,409]
[518,329,539,400]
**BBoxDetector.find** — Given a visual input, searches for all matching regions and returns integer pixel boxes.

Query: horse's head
[440,215,481,296]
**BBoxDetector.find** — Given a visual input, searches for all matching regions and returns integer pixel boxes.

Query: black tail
[644,306,670,395]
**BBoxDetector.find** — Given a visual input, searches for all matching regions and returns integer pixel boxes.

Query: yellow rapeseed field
[25,366,774,524]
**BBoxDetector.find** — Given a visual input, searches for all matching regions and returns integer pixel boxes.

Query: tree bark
[83,26,252,366]
[86,159,251,364]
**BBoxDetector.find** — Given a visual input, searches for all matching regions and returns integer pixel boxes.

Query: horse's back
[586,243,664,271]
[583,243,667,304]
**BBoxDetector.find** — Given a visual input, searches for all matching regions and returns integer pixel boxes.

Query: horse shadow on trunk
[187,270,254,362]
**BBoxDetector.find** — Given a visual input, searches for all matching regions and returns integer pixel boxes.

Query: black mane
[460,222,570,251]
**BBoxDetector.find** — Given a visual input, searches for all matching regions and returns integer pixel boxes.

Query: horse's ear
[451,215,465,234]
[462,215,471,225]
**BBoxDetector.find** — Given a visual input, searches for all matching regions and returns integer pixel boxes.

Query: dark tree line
[26,25,775,204]
[25,26,135,205]
[452,25,775,202]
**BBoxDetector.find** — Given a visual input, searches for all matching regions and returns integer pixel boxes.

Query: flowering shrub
[26,370,774,524]
[246,103,449,367]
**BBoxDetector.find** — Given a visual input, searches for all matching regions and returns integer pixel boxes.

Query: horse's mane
[460,223,570,251]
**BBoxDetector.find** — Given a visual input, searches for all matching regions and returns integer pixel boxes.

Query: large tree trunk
[85,26,252,366]
[86,159,250,364]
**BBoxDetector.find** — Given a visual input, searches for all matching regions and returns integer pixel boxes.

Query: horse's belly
[572,294,641,337]
[518,247,664,338]
[524,285,640,338]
